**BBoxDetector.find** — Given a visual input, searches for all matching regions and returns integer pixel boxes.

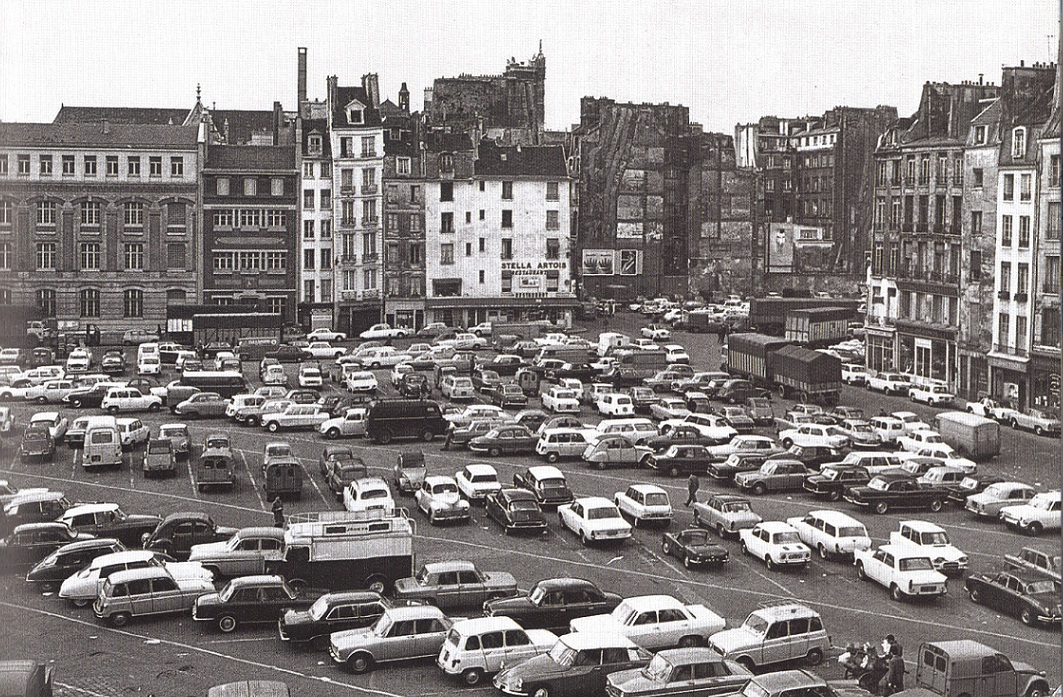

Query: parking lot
[1,316,1060,696]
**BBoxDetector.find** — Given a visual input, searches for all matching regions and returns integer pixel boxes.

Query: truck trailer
[727,333,842,405]
[784,307,853,347]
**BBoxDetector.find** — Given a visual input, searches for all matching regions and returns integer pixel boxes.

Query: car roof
[422,560,477,575]
[806,509,864,525]
[756,520,800,533]
[753,670,825,691]
[626,483,667,495]
[5,490,66,507]
[499,488,536,501]
[106,566,175,584]
[232,527,285,540]
[29,411,60,421]
[528,465,564,479]
[60,502,121,517]
[11,522,71,534]
[91,550,158,567]
[877,544,932,559]
[451,616,521,634]
[351,477,389,489]
[463,464,497,476]
[224,574,286,590]
[54,537,122,553]
[160,511,212,524]
[558,631,636,650]
[424,475,457,486]
[320,590,385,604]
[620,595,684,611]
[383,604,446,621]
[750,603,820,621]
[573,496,616,508]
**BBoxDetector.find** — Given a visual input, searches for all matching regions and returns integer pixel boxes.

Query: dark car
[278,591,391,649]
[55,504,162,547]
[142,512,238,561]
[627,386,658,414]
[100,351,126,375]
[285,389,320,405]
[803,465,873,501]
[644,425,720,452]
[644,368,694,393]
[25,537,125,590]
[468,424,538,457]
[265,346,307,363]
[844,472,947,514]
[484,577,623,631]
[398,373,429,399]
[661,527,730,569]
[547,363,598,383]
[193,574,309,633]
[1,492,72,535]
[18,426,55,462]
[966,571,1062,626]
[485,488,548,535]
[511,409,549,433]
[766,444,843,471]
[319,445,357,476]
[63,382,114,409]
[487,383,528,409]
[472,368,502,393]
[494,633,651,697]
[513,466,574,508]
[705,451,775,482]
[945,474,1007,508]
[486,355,527,377]
[325,458,368,500]
[645,445,714,478]
[0,522,94,569]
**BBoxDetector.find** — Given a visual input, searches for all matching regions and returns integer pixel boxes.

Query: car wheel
[1019,607,1038,626]
[752,482,767,496]
[326,428,341,440]
[668,465,680,478]
[856,562,867,580]
[874,501,889,515]
[546,452,559,463]
[890,584,904,602]
[781,438,793,448]
[736,657,756,673]
[1035,426,1044,436]
[740,540,750,556]
[218,615,238,633]
[818,544,830,560]
[765,556,776,571]
[806,648,824,666]
[107,406,119,415]
[367,577,386,594]
[377,429,393,445]
[71,398,84,408]
[347,653,374,674]
[489,447,501,457]
[929,499,943,513]
[108,612,132,627]
[421,429,435,443]
[968,587,981,603]
[1027,522,1044,536]
[828,489,842,502]
[267,422,279,433]
[716,523,726,538]
[72,597,91,608]
[579,530,588,546]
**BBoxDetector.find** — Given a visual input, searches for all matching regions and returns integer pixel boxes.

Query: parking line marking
[239,452,267,511]
[186,450,199,498]
[55,683,113,697]
[0,601,408,697]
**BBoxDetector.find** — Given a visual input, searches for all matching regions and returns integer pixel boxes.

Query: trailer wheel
[289,579,307,598]
[367,576,386,594]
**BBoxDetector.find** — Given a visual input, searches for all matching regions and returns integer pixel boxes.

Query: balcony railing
[361,185,377,195]
[362,217,379,226]
[997,290,1011,300]
[362,253,379,263]
[992,343,1028,357]
[1013,292,1029,303]
[902,222,914,232]
[1043,282,1062,294]
[340,186,355,195]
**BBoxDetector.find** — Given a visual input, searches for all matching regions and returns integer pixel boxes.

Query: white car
[436,333,488,351]
[541,387,581,414]
[1000,491,1061,536]
[891,411,931,434]
[304,342,345,360]
[641,325,671,341]
[319,407,368,440]
[650,397,690,421]
[345,371,378,394]
[777,424,849,451]
[569,594,724,650]
[445,405,505,425]
[65,349,92,372]
[441,375,475,401]
[25,379,77,404]
[888,520,968,575]
[437,616,555,685]
[468,322,493,337]
[343,477,396,515]
[739,521,811,570]
[28,411,69,441]
[58,550,213,607]
[964,397,1019,422]
[912,449,976,474]
[415,475,471,524]
[557,496,632,546]
[853,544,948,601]
[298,366,324,388]
[0,382,31,401]
[841,363,867,386]
[965,482,1038,518]
[359,323,411,340]
[631,339,660,351]
[115,417,150,448]
[866,372,910,395]
[786,509,872,560]
[101,386,163,414]
[663,413,738,443]
[261,404,328,432]
[356,347,411,369]
[897,429,952,456]
[596,393,635,417]
[909,383,955,406]
[705,434,779,461]
[613,484,672,527]
[454,464,502,503]
[662,345,690,364]
[306,328,347,343]
[389,363,414,387]
[137,355,162,375]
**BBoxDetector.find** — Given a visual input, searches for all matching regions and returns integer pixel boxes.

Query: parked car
[261,404,328,433]
[278,591,390,649]
[25,537,126,591]
[558,497,632,546]
[468,424,538,457]
[343,477,396,515]
[454,463,502,503]
[786,510,872,561]
[739,521,811,570]
[174,392,229,419]
[484,488,548,535]
[1004,546,1061,584]
[141,512,238,561]
[57,548,212,607]
[158,423,191,458]
[734,460,811,495]
[853,544,948,602]
[706,603,829,670]
[484,577,622,632]
[606,648,752,697]
[661,527,729,569]
[436,615,557,687]
[55,503,161,547]
[965,481,1038,519]
[844,472,947,514]
[329,604,451,674]
[613,484,672,527]
[583,434,654,470]
[803,464,873,502]
[187,527,285,580]
[0,522,93,569]
[415,476,471,524]
[693,494,761,539]
[909,382,956,406]
[569,594,725,651]
[393,560,517,609]
[965,571,1061,626]
[193,575,307,633]
[1000,491,1062,536]
[319,407,368,440]
[94,566,215,627]
[513,465,574,508]
[645,444,713,478]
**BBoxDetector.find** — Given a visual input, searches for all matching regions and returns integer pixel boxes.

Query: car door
[433,571,461,608]
[785,616,811,662]
[457,569,486,606]
[125,578,154,616]
[999,576,1023,617]
[478,629,507,671]
[150,575,183,614]
[566,648,604,694]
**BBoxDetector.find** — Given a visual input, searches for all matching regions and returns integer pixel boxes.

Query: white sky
[1,1,1058,133]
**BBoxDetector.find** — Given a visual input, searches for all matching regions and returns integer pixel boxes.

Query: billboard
[582,249,615,276]
[617,222,643,239]
[767,223,795,273]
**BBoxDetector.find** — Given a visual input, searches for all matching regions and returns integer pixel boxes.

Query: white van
[597,332,630,357]
[535,428,594,463]
[67,415,118,448]
[868,416,906,445]
[82,423,123,469]
[137,354,162,376]
[437,616,557,687]
[137,342,160,362]
[596,392,634,417]
[115,417,150,448]
[596,418,658,445]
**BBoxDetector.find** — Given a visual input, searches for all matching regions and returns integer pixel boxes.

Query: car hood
[1025,592,1060,610]
[59,572,99,598]
[188,540,229,559]
[331,626,377,651]
[568,614,620,635]
[126,514,164,527]
[428,492,463,507]
[281,608,314,627]
[709,627,759,653]
[393,578,426,595]
[685,541,728,556]
[166,561,215,581]
[497,653,569,683]
[485,595,534,613]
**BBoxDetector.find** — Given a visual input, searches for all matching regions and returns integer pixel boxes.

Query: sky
[1,1,1058,134]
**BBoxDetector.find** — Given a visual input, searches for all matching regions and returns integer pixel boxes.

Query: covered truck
[933,412,1000,461]
[727,334,841,405]
[784,307,853,347]
[727,334,790,384]
[749,297,860,335]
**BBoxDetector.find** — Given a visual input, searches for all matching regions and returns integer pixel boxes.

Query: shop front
[1029,351,1060,411]
[865,326,895,372]
[384,299,426,333]
[425,296,579,329]
[894,321,955,385]
[988,352,1029,411]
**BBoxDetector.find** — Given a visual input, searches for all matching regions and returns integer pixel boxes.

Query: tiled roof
[0,122,198,148]
[301,118,331,158]
[53,105,191,126]
[210,109,276,145]
[425,131,473,153]
[331,86,381,128]
[206,145,296,171]
[474,139,567,177]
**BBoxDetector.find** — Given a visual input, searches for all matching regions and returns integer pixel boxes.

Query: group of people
[840,634,906,696]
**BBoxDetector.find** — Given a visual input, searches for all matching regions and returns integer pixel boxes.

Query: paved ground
[3,314,1059,696]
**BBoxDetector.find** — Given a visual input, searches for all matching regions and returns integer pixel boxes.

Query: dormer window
[308,134,322,155]
[439,153,453,173]
[1012,127,1026,159]
[348,108,363,125]
[974,125,987,145]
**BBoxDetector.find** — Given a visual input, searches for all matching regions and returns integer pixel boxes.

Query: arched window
[1012,127,1026,159]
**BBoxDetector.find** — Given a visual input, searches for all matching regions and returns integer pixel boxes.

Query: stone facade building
[1032,79,1060,410]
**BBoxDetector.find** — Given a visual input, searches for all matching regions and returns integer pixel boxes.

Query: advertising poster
[582,249,615,276]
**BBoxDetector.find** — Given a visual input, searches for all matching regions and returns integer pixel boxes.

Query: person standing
[686,474,700,506]
[884,645,905,696]
[271,497,284,528]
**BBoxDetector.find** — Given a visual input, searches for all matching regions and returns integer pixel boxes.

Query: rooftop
[205,144,296,171]
[474,139,567,177]
[0,122,198,149]
[54,105,191,126]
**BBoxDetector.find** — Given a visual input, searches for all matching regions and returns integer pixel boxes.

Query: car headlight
[38,555,57,568]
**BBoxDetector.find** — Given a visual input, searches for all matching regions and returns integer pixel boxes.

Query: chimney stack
[978,74,983,85]
[362,73,380,109]
[297,47,307,109]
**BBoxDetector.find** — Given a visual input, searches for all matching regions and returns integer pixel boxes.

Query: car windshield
[219,582,239,602]
[588,506,621,520]
[547,641,578,668]
[433,483,458,495]
[867,478,889,491]
[470,474,497,484]
[742,613,769,635]
[984,484,1010,498]
[743,683,772,697]
[851,423,874,433]
[773,531,801,544]
[898,557,934,571]
[725,502,752,513]
[372,613,393,636]
[510,499,538,511]
[958,477,980,490]
[1026,580,1056,594]
[820,469,841,481]
[642,653,674,681]
[644,493,669,506]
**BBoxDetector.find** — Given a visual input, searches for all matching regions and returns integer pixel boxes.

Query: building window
[439,153,453,173]
[213,209,234,228]
[267,297,286,316]
[340,138,353,158]
[170,156,184,177]
[1018,216,1030,247]
[243,178,257,196]
[440,243,454,265]
[501,272,512,294]
[265,252,285,270]
[80,201,100,227]
[167,243,186,269]
[891,199,902,227]
[479,237,486,253]
[216,177,229,195]
[17,155,30,175]
[1050,155,1060,188]
[320,220,331,239]
[166,201,186,230]
[546,210,559,230]
[501,238,513,260]
[125,243,144,270]
[39,155,52,176]
[397,157,411,175]
[546,238,560,259]
[619,249,641,275]
[213,252,235,271]
[0,201,10,226]
[37,289,56,317]
[123,289,144,318]
[36,243,56,270]
[1003,174,1014,201]
[0,242,10,270]
[465,241,472,257]
[970,210,982,234]
[409,243,423,266]
[0,155,7,176]
[303,189,315,209]
[303,162,314,178]
[342,201,356,225]
[100,155,117,177]
[239,209,261,228]
[362,199,376,222]
[1001,215,1013,246]
[919,157,929,184]
[303,280,315,303]
[1017,263,1029,295]
[386,213,399,233]
[303,220,315,239]
[321,162,332,178]
[465,211,471,224]
[362,232,376,256]
[271,177,284,196]
[361,136,375,158]
[875,198,885,226]
[1015,315,1027,348]
[1000,262,1011,292]
[320,278,331,301]
[479,270,485,284]
[440,212,454,234]
[972,168,983,188]
[546,181,560,201]
[127,156,140,177]
[363,269,377,290]
[501,210,513,229]
[479,209,485,221]
[124,201,144,228]
[37,201,56,227]
[303,249,315,270]
[1019,174,1031,202]
[546,271,559,292]
[80,242,100,270]
[321,248,332,270]
[84,155,97,176]
[149,156,162,177]
[974,125,987,145]
[502,181,513,200]
[238,251,262,271]
[440,182,453,202]
[320,189,331,209]
[362,168,376,188]
[1012,128,1026,159]
[1044,255,1061,293]
[1048,202,1061,240]
[79,289,100,318]
[386,242,400,264]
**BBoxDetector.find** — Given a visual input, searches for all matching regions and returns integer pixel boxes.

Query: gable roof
[301,118,332,158]
[210,110,276,145]
[54,105,192,126]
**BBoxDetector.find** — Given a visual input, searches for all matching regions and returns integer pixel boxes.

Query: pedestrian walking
[686,474,700,506]
[884,645,905,696]
[272,497,284,528]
